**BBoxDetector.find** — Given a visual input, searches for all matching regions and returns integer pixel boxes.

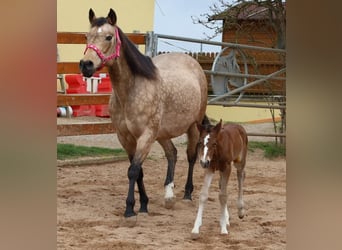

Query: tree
[192,0,286,49]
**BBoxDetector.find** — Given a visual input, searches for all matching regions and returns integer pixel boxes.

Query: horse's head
[80,8,121,77]
[196,120,222,168]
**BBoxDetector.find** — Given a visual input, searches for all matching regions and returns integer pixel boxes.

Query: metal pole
[208,102,286,109]
[155,33,286,53]
[145,31,153,57]
[207,68,286,104]
[203,70,286,81]
[247,132,286,137]
[152,33,158,57]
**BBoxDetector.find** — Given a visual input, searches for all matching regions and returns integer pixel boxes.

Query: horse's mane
[117,28,157,80]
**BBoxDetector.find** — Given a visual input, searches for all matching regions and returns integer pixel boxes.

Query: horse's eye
[105,35,113,41]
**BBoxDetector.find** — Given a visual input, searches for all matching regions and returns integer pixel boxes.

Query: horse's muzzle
[200,160,210,168]
[79,60,95,77]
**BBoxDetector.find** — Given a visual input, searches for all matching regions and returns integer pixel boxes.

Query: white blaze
[97,27,102,33]
[201,134,210,162]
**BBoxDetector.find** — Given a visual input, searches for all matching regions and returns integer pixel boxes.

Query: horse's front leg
[136,166,149,213]
[124,132,154,218]
[184,124,199,200]
[191,169,214,238]
[125,160,140,217]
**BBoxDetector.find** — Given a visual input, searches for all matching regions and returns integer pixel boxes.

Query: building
[206,1,286,123]
[209,1,286,49]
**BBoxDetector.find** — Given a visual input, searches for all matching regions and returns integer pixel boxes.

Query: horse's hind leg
[158,139,177,208]
[235,160,246,219]
[219,164,232,234]
[184,123,199,200]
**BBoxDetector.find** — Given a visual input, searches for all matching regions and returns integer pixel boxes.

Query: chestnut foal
[191,120,248,237]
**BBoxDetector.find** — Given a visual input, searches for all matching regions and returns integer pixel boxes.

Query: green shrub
[248,141,286,159]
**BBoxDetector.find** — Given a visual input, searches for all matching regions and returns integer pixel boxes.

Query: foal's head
[80,8,121,77]
[196,120,222,168]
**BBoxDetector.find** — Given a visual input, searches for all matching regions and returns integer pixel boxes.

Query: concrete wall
[207,104,282,123]
[57,0,155,62]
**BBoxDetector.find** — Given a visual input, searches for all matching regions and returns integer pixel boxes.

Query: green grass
[57,141,285,161]
[57,143,126,160]
[248,141,286,159]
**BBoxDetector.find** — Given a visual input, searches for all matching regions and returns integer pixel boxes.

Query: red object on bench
[65,74,112,117]
[94,75,112,117]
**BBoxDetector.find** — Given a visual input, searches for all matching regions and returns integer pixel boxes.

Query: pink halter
[83,27,121,66]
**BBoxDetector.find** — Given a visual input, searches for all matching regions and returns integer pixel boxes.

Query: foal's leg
[219,164,232,234]
[184,124,199,200]
[235,161,246,219]
[158,139,177,209]
[191,169,214,237]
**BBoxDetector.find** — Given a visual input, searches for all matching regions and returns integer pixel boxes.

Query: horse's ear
[107,8,117,25]
[89,8,96,24]
[213,119,222,134]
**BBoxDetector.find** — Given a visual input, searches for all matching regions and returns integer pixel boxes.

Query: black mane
[91,17,107,28]
[117,28,157,80]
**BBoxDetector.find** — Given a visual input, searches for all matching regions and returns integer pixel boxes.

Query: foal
[191,120,248,237]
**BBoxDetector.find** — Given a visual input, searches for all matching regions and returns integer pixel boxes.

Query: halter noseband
[83,27,121,66]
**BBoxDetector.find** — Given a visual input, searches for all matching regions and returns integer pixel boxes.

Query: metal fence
[145,32,286,141]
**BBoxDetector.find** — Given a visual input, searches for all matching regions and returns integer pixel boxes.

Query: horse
[191,120,248,238]
[79,8,208,220]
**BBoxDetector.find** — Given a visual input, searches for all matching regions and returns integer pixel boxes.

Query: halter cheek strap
[83,27,121,66]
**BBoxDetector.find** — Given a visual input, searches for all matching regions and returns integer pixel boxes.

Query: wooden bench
[57,32,147,136]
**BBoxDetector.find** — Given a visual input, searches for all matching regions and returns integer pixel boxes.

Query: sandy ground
[57,119,286,249]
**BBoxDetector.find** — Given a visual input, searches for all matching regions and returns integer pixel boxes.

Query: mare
[79,9,208,220]
[191,120,248,237]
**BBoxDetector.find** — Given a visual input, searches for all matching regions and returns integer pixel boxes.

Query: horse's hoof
[182,198,192,203]
[238,209,245,219]
[183,194,192,201]
[165,197,176,209]
[139,207,148,213]
[121,215,138,228]
[191,233,200,240]
[138,212,149,217]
